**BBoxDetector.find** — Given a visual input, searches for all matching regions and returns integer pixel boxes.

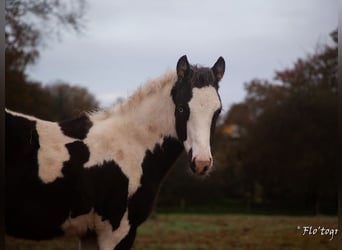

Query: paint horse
[5,55,225,250]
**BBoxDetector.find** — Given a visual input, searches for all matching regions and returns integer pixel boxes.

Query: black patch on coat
[5,111,68,239]
[62,141,129,231]
[127,137,183,227]
[115,227,137,250]
[5,111,128,239]
[210,108,222,144]
[58,114,93,140]
[61,141,92,217]
[171,74,192,141]
[81,160,129,231]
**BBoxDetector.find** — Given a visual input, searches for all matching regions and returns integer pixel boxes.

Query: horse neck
[87,74,184,193]
[122,84,185,189]
[111,73,184,181]
[115,72,179,142]
[91,71,182,157]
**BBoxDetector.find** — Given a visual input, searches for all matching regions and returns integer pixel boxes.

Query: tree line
[5,0,97,121]
[5,0,337,215]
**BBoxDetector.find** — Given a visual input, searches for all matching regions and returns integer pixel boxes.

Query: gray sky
[27,0,337,111]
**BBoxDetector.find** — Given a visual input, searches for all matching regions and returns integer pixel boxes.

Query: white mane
[89,70,177,121]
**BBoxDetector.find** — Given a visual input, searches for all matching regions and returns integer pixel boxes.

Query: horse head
[171,55,225,175]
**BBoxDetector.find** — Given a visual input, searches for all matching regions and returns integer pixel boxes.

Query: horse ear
[176,55,190,80]
[212,57,225,82]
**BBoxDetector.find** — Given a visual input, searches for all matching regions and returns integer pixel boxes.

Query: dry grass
[5,214,338,250]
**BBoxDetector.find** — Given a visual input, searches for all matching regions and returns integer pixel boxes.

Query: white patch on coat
[62,209,130,250]
[184,86,221,163]
[96,210,130,250]
[84,71,178,196]
[6,109,75,183]
[5,109,38,121]
[36,121,75,183]
[62,209,96,236]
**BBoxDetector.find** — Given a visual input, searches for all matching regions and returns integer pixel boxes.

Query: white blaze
[184,86,220,163]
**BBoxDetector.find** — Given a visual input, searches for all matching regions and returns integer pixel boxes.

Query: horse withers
[5,55,225,250]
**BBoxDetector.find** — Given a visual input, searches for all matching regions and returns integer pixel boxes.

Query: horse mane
[89,70,178,120]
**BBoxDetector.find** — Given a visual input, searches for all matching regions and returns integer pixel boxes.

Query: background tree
[46,82,99,120]
[6,0,86,73]
[5,0,99,120]
[218,30,337,214]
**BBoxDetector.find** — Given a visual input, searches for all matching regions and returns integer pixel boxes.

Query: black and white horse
[5,55,225,250]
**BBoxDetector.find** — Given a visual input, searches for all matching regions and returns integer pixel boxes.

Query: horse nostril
[194,159,211,174]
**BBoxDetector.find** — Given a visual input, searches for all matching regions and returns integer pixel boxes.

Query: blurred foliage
[45,82,99,120]
[5,0,98,120]
[6,76,99,121]
[157,30,337,215]
[6,0,86,71]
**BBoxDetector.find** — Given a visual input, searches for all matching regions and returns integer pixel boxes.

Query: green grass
[5,214,338,250]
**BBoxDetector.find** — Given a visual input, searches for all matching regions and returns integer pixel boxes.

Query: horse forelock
[189,65,218,89]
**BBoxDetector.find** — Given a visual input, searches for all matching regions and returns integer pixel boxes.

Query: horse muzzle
[190,156,212,176]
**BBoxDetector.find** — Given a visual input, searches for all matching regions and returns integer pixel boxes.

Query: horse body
[5,55,225,249]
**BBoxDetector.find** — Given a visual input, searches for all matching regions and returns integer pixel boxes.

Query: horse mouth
[189,157,212,176]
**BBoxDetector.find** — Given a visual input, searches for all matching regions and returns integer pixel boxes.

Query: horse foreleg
[96,211,131,250]
[114,227,137,250]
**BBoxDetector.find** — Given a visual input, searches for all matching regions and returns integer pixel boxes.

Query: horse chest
[83,126,165,196]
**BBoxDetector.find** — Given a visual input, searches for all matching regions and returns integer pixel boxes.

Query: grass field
[5,214,338,250]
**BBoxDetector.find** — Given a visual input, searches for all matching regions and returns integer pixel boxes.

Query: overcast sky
[27,0,337,110]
